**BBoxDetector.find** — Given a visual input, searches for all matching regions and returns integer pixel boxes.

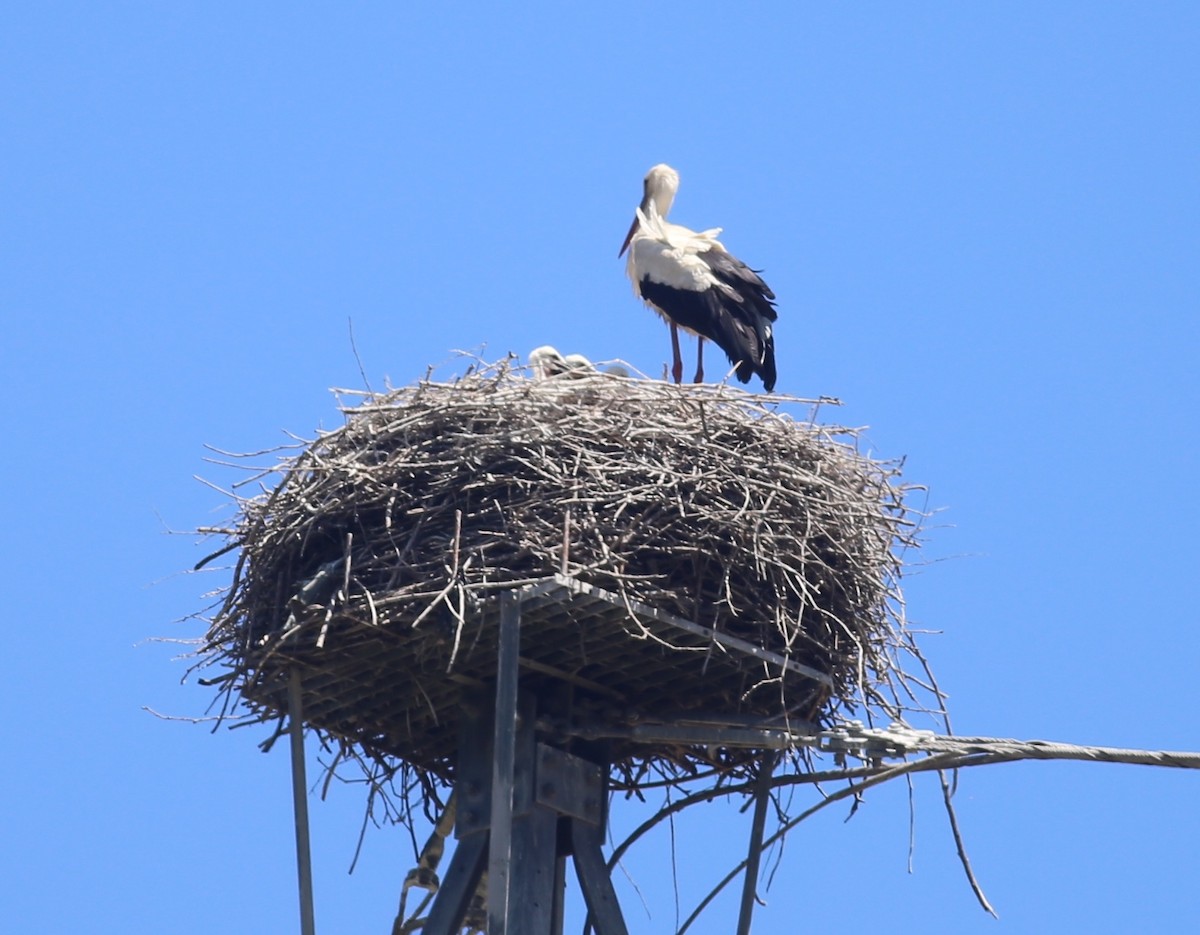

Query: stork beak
[618,214,639,258]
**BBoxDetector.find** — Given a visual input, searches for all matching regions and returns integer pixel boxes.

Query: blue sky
[2,3,1198,933]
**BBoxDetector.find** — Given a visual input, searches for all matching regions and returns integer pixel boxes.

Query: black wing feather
[701,245,778,391]
[639,243,779,392]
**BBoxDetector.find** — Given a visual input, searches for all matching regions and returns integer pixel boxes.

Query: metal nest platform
[239,575,832,781]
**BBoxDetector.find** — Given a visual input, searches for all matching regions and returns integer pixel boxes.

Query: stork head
[528,345,566,379]
[642,164,680,217]
[619,163,681,257]
[562,353,595,373]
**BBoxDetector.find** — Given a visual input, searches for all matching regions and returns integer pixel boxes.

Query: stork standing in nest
[619,163,779,392]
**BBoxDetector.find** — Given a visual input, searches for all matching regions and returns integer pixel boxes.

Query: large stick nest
[196,358,925,790]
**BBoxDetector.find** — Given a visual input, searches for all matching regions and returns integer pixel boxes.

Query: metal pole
[424,701,493,935]
[735,752,778,935]
[487,592,522,934]
[571,817,629,935]
[421,833,488,935]
[550,855,567,935]
[287,669,317,935]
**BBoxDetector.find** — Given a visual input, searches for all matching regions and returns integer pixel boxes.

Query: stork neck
[654,189,674,219]
[640,193,671,223]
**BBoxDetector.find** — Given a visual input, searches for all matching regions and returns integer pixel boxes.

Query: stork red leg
[694,338,705,384]
[670,322,683,385]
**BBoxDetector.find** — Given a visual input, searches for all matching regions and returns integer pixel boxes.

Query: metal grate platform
[241,575,832,778]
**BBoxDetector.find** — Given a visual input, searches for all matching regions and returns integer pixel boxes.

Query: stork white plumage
[619,164,778,392]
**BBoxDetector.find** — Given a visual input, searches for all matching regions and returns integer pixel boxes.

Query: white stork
[618,164,778,392]
[529,346,632,380]
[528,345,599,379]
